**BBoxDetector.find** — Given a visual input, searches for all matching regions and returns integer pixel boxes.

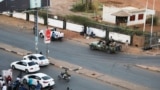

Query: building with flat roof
[102,6,155,26]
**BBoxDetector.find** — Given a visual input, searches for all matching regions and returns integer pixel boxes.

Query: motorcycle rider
[61,69,70,79]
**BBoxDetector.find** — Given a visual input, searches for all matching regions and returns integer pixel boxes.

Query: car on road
[10,60,40,73]
[23,54,50,66]
[22,73,55,88]
[39,28,64,41]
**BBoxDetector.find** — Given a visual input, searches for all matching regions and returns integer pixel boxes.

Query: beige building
[102,6,155,26]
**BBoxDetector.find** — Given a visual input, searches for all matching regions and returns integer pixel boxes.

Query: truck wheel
[12,65,15,69]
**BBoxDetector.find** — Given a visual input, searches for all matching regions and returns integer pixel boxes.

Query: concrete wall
[3,12,131,42]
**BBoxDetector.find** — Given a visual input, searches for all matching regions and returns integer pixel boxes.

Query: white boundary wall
[66,22,83,32]
[48,18,63,28]
[109,32,131,44]
[2,12,132,43]
[29,14,35,22]
[37,17,44,24]
[29,14,44,24]
[13,12,26,20]
[90,27,106,38]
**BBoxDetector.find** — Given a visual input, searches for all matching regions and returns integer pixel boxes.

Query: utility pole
[34,9,39,53]
[46,0,49,58]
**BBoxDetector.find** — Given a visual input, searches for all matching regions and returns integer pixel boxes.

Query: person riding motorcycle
[60,69,70,79]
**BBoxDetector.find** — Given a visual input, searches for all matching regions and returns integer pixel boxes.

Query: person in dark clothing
[39,51,43,55]
[13,80,20,90]
[19,84,27,90]
[67,87,70,90]
[90,31,96,38]
[33,26,36,35]
[35,81,41,90]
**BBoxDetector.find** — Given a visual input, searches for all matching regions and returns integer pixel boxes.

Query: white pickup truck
[39,28,64,41]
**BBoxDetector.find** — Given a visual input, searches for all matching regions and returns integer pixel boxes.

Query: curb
[135,64,160,72]
[66,38,90,45]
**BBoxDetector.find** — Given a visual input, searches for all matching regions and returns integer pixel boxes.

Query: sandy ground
[50,0,160,32]
[50,0,160,16]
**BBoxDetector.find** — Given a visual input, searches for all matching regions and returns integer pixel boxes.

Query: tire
[40,33,44,38]
[51,37,55,41]
[90,45,94,50]
[59,38,63,41]
[66,78,70,82]
[12,65,15,69]
[25,69,29,74]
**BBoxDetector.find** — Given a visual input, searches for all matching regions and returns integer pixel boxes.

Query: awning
[111,10,131,17]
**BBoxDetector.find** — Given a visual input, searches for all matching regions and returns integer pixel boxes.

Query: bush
[71,4,86,12]
[65,15,93,25]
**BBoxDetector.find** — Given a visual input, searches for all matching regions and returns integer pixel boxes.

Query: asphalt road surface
[0,23,160,90]
[0,50,123,90]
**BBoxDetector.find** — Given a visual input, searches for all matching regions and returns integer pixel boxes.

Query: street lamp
[149,0,156,46]
[143,0,149,32]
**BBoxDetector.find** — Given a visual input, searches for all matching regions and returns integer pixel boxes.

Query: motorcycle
[58,72,71,82]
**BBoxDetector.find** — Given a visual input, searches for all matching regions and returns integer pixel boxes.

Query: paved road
[0,50,122,90]
[0,24,160,90]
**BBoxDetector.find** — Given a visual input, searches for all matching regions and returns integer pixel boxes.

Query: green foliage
[28,10,51,25]
[146,15,159,26]
[65,15,94,25]
[71,0,101,13]
[71,3,86,12]
[92,0,101,15]
[111,26,144,36]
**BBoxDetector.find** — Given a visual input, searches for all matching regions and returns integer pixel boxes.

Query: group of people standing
[0,74,12,90]
[0,71,42,90]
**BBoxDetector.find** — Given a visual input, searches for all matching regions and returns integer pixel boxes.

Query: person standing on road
[125,40,129,51]
[18,71,23,79]
[35,81,41,90]
[6,75,12,85]
[19,84,27,90]
[28,78,33,90]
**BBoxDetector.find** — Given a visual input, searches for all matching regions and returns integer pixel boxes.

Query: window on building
[130,15,135,21]
[138,14,143,20]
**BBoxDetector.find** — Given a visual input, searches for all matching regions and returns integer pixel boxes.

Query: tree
[92,0,100,16]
